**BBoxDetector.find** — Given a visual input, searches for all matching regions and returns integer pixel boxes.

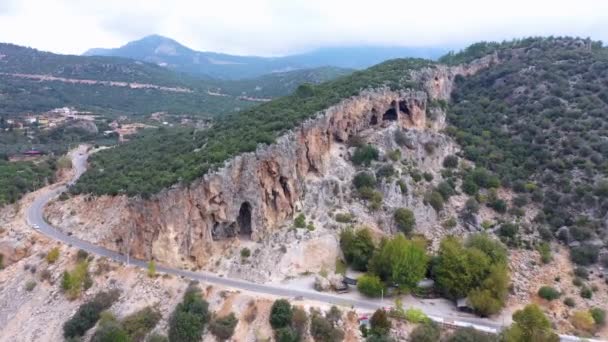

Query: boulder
[314,275,331,292]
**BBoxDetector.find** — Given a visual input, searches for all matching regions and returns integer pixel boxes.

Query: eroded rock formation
[46,57,498,267]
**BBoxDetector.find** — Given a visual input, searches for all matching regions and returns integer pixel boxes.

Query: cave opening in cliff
[238,202,252,238]
[383,107,398,121]
[399,100,410,115]
[370,114,378,125]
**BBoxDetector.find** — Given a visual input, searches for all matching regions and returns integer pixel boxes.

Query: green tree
[502,304,559,342]
[352,145,379,166]
[209,313,238,341]
[339,228,375,271]
[309,312,344,342]
[409,322,441,342]
[357,274,384,297]
[147,260,156,278]
[168,285,210,342]
[446,327,497,342]
[368,234,428,290]
[393,208,416,234]
[369,309,391,336]
[270,299,293,329]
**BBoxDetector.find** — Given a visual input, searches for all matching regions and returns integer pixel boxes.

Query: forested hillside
[72,58,432,196]
[446,37,608,251]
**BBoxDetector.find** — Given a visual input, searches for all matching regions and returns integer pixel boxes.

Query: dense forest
[0,158,56,205]
[446,37,608,249]
[72,58,432,196]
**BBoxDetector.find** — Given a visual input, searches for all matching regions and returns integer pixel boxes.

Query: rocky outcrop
[46,58,496,268]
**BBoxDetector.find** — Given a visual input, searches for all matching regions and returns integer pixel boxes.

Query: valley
[1,36,607,342]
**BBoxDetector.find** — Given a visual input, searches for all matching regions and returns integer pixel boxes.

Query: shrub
[370,309,391,336]
[46,247,60,264]
[63,290,121,338]
[394,208,416,234]
[443,155,459,168]
[498,223,518,240]
[537,243,552,264]
[442,217,457,229]
[292,307,308,335]
[404,308,429,323]
[462,178,479,195]
[334,213,354,223]
[270,299,293,329]
[61,260,92,299]
[446,327,497,342]
[352,145,379,166]
[121,306,162,341]
[590,308,606,326]
[437,181,455,200]
[488,198,507,213]
[410,322,441,342]
[573,267,589,279]
[25,280,37,291]
[538,286,560,301]
[0,253,3,269]
[394,130,412,148]
[294,213,306,228]
[423,172,433,182]
[353,172,376,190]
[357,274,384,297]
[309,312,343,342]
[340,228,375,271]
[387,149,401,161]
[92,319,129,342]
[571,310,595,333]
[240,248,251,258]
[76,249,89,261]
[580,286,592,299]
[147,334,169,342]
[425,191,444,212]
[274,326,299,342]
[168,285,210,342]
[570,245,599,265]
[563,297,576,307]
[376,164,395,179]
[397,180,408,194]
[411,170,423,182]
[209,313,238,341]
[147,260,156,278]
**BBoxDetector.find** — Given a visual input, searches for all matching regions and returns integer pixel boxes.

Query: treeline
[0,158,55,205]
[74,58,434,196]
[446,37,608,251]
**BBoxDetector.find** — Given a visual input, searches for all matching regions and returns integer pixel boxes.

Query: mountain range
[84,35,449,79]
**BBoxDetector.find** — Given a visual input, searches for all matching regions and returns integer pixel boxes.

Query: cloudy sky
[0,0,607,56]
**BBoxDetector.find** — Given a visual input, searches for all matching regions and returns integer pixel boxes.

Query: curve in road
[25,146,598,342]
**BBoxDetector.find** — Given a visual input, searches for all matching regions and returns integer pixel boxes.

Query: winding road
[24,146,599,341]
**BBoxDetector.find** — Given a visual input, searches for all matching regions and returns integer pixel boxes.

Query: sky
[0,0,607,56]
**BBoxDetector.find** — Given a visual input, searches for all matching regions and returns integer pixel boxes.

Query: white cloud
[0,0,606,55]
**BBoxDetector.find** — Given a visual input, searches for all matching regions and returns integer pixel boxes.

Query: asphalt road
[24,146,600,341]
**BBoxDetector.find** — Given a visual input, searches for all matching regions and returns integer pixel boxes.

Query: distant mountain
[0,43,352,117]
[84,35,449,79]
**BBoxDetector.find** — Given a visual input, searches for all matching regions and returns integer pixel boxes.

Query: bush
[394,130,412,148]
[334,212,354,223]
[437,181,455,200]
[274,326,299,342]
[294,213,306,228]
[498,223,518,240]
[573,267,589,279]
[121,306,162,341]
[292,307,308,335]
[393,208,416,234]
[168,285,210,342]
[590,308,606,326]
[357,274,384,297]
[423,172,434,182]
[209,313,238,341]
[240,248,251,258]
[404,308,429,324]
[370,309,391,336]
[447,327,497,342]
[25,280,37,291]
[92,319,129,342]
[397,180,407,194]
[443,155,459,168]
[376,164,395,179]
[353,172,376,190]
[410,322,441,342]
[309,312,343,342]
[147,334,169,342]
[340,228,375,271]
[580,286,592,299]
[425,191,444,212]
[563,297,576,307]
[538,286,560,301]
[270,299,293,329]
[46,247,60,263]
[61,260,92,299]
[147,260,156,278]
[63,290,121,338]
[76,249,89,261]
[387,149,401,161]
[352,145,379,166]
[537,243,552,264]
[570,245,599,265]
[571,310,595,333]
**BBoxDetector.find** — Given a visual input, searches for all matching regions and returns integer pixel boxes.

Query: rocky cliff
[45,55,498,267]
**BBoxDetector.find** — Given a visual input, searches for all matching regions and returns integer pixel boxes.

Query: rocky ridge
[45,54,498,269]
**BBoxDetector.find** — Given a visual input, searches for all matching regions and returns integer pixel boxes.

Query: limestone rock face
[46,59,494,268]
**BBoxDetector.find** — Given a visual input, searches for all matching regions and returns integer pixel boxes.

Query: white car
[32,224,40,229]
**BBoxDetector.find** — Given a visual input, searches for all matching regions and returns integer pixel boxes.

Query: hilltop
[84,34,448,79]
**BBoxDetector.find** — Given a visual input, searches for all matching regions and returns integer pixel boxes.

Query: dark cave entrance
[399,100,410,115]
[383,107,398,121]
[237,202,252,238]
[370,114,378,125]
